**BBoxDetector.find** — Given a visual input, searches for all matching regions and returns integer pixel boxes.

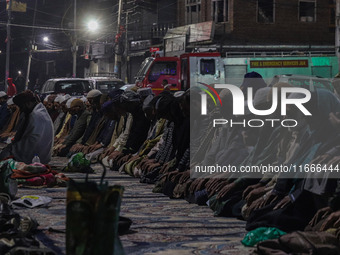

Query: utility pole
[114,0,123,78]
[5,0,13,92]
[25,0,38,90]
[72,0,77,77]
[25,47,32,90]
[337,0,340,72]
[125,10,132,83]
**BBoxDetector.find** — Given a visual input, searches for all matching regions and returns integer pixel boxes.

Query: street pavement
[13,156,252,255]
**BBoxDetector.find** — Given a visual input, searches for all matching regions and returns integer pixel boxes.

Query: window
[55,81,91,95]
[200,59,215,75]
[148,62,177,82]
[42,81,53,93]
[96,81,125,93]
[135,58,154,78]
[186,0,201,24]
[212,0,228,23]
[299,0,316,22]
[258,0,274,23]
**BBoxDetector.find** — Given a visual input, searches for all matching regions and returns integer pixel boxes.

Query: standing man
[14,74,25,93]
[6,78,17,97]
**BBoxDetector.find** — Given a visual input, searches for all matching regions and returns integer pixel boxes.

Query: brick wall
[178,0,186,26]
[177,0,334,46]
[230,0,334,45]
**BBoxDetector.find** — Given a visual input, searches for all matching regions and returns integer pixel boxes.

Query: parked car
[40,78,93,96]
[87,77,125,94]
[269,74,333,92]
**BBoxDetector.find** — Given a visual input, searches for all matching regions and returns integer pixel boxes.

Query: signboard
[189,21,214,43]
[164,26,189,56]
[150,47,160,52]
[250,60,309,68]
[163,21,214,56]
[92,44,105,57]
[7,0,27,12]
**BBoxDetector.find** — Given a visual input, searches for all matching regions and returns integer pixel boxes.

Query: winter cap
[87,89,102,99]
[54,95,65,104]
[63,94,71,102]
[13,90,36,108]
[0,91,7,98]
[70,99,84,108]
[66,97,76,109]
[108,89,124,103]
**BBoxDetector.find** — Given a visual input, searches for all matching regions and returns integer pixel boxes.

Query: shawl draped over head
[108,89,124,102]
[240,72,267,99]
[13,90,37,109]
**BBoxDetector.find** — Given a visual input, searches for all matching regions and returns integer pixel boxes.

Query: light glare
[88,20,99,32]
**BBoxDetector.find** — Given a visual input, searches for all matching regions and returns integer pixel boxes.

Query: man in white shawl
[0,91,54,164]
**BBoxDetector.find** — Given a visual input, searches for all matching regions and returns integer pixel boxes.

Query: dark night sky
[0,0,117,84]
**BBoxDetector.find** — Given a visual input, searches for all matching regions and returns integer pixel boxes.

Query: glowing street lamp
[43,36,49,42]
[87,20,99,32]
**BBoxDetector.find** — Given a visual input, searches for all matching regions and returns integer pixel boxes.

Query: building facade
[87,0,336,83]
[176,0,335,51]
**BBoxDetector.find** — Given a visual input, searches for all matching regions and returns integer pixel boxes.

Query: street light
[43,36,49,42]
[87,20,99,32]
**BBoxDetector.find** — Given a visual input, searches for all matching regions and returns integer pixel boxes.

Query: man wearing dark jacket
[119,91,150,154]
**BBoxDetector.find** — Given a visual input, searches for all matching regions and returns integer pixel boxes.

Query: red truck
[135,52,225,95]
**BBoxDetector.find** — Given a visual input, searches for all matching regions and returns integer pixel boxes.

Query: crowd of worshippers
[1,73,340,246]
